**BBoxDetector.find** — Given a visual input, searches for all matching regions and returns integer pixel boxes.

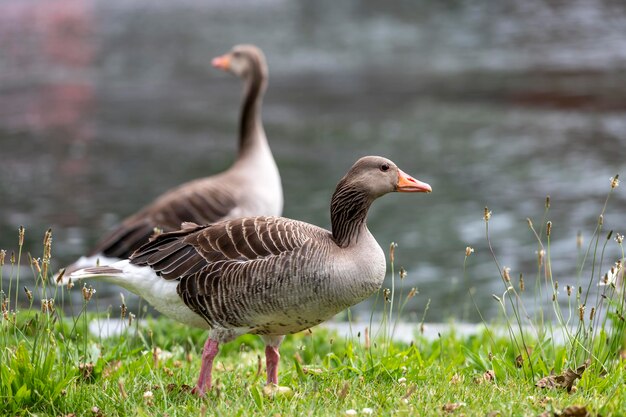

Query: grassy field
[1,178,625,416]
[1,309,624,417]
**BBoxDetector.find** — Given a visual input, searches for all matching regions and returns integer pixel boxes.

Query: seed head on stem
[389,242,397,264]
[43,229,52,260]
[399,267,407,279]
[483,207,492,222]
[120,293,128,319]
[610,175,619,189]
[24,287,33,302]
[502,267,511,283]
[465,246,474,257]
[41,299,55,314]
[32,258,41,276]
[55,268,66,284]
[82,285,96,302]
[537,249,545,267]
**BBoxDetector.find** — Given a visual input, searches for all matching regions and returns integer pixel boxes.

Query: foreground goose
[67,156,431,395]
[63,44,282,272]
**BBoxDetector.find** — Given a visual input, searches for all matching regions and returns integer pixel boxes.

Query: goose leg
[193,337,220,396]
[262,335,284,385]
[265,345,280,385]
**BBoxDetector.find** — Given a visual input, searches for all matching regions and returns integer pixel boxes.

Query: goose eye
[380,163,390,172]
[232,51,242,58]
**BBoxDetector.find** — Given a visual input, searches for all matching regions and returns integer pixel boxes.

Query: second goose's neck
[330,181,373,248]
[238,65,267,157]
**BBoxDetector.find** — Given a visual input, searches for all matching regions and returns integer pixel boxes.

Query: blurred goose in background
[66,156,432,395]
[61,44,282,273]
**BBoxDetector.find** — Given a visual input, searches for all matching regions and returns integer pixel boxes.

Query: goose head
[330,156,431,247]
[211,44,268,80]
[339,156,432,199]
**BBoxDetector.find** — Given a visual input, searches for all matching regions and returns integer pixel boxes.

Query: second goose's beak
[212,54,231,71]
[397,169,432,193]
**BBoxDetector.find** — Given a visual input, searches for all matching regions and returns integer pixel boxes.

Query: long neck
[238,62,267,157]
[330,180,373,248]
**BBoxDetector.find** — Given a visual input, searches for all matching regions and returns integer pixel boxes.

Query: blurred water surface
[1,0,625,321]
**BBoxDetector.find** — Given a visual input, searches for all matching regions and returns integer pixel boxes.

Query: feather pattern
[91,183,240,258]
[130,216,362,334]
[330,184,370,247]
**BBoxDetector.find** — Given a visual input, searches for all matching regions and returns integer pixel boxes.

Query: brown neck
[239,57,267,156]
[330,180,373,248]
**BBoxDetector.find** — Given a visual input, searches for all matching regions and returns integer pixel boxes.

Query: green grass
[1,176,625,416]
[1,312,624,417]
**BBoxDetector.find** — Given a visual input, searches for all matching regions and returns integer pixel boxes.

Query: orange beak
[211,54,231,71]
[397,169,432,193]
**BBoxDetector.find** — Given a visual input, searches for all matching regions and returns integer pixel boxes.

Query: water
[1,0,625,321]
[90,318,522,345]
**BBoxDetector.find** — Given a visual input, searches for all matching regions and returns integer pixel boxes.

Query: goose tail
[59,261,130,289]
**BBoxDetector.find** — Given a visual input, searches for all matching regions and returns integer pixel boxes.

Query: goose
[66,156,432,395]
[62,44,282,273]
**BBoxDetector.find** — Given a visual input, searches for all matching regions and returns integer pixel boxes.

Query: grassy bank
[1,310,624,416]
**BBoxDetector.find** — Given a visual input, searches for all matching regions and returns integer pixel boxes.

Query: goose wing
[92,180,239,259]
[130,216,329,328]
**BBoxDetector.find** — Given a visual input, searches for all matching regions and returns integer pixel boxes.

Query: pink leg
[265,345,280,385]
[192,338,220,396]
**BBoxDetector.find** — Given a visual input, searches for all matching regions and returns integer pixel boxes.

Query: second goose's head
[212,44,268,81]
